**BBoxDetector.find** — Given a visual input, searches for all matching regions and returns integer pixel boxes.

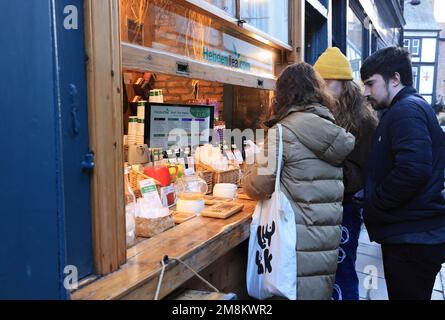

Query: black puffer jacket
[364,86,445,242]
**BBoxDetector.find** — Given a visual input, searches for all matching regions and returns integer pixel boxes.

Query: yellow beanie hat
[314,47,353,80]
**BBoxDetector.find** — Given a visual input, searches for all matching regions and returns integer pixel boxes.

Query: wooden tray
[237,193,255,201]
[204,196,236,205]
[171,211,197,224]
[201,202,244,219]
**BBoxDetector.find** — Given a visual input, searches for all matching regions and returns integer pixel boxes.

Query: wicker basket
[213,168,240,186]
[197,171,214,194]
[196,162,240,188]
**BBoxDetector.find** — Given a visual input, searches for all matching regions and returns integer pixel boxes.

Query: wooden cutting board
[201,202,244,219]
[171,211,197,224]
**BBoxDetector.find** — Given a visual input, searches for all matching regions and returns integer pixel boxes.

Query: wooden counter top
[71,198,256,300]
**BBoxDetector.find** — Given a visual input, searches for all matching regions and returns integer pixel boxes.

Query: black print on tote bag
[255,221,276,275]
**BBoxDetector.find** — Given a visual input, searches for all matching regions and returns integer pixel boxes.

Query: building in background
[432,0,445,106]
[436,22,445,104]
[328,0,405,80]
[403,0,441,105]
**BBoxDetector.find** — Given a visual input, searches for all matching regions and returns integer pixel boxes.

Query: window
[411,39,420,56]
[412,66,419,89]
[203,0,236,16]
[240,0,289,44]
[347,7,363,80]
[403,38,420,56]
[404,39,410,51]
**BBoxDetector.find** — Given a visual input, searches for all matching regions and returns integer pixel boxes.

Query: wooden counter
[71,198,256,300]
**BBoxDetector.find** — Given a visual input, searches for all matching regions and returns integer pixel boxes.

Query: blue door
[55,0,94,281]
[0,0,93,299]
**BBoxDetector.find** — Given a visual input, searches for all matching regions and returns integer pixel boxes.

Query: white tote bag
[246,124,297,300]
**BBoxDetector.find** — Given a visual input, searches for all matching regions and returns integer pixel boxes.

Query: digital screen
[146,103,214,149]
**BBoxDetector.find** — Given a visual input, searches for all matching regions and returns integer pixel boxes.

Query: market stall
[72,0,297,300]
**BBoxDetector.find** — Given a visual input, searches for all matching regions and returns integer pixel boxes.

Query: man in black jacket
[360,47,445,300]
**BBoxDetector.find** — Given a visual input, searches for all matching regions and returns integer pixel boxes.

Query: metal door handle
[81,152,95,170]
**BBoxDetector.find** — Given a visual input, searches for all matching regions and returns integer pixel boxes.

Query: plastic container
[124,166,136,247]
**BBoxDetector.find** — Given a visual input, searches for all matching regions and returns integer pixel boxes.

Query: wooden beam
[84,0,126,276]
[122,42,277,90]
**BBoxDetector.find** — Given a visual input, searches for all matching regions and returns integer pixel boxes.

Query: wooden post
[84,0,126,275]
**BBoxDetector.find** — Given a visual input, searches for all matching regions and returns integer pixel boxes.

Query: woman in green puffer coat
[244,62,355,300]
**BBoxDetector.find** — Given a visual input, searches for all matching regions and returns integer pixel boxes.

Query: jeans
[382,242,445,300]
[332,202,363,300]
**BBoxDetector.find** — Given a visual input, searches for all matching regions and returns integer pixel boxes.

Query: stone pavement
[356,225,445,300]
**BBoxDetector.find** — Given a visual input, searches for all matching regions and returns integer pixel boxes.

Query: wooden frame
[84,0,126,275]
[81,0,303,279]
[177,0,293,51]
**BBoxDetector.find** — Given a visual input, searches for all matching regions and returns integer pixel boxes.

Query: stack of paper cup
[137,101,146,120]
[136,101,145,145]
[149,90,164,103]
[128,116,138,145]
[136,118,145,145]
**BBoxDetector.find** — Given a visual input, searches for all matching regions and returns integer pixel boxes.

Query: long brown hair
[333,80,378,138]
[269,62,336,124]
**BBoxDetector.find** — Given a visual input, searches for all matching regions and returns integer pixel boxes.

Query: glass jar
[175,174,208,200]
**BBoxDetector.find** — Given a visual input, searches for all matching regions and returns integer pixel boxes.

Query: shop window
[240,0,289,44]
[120,0,275,77]
[347,7,363,80]
[203,0,236,16]
[120,0,279,252]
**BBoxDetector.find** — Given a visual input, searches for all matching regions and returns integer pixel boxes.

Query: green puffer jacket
[244,103,355,300]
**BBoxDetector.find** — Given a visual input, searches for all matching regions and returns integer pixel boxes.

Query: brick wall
[232,86,273,130]
[123,71,224,116]
[153,74,224,112]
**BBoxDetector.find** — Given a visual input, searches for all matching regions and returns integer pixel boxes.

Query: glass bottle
[124,166,136,248]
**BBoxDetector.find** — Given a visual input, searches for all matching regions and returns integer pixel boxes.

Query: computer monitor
[145,103,214,150]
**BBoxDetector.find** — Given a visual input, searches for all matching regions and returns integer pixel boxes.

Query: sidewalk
[356,226,445,300]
